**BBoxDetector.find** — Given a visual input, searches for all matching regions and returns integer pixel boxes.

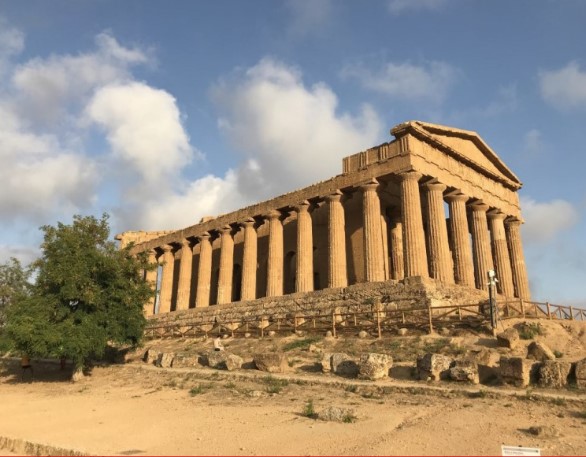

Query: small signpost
[501,445,541,456]
[487,269,499,334]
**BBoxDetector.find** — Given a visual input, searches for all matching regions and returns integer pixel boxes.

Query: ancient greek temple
[117,121,530,317]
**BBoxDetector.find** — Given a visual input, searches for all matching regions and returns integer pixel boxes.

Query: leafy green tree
[0,257,32,327]
[5,214,154,371]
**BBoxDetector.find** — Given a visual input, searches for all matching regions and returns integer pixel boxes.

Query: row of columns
[144,171,530,316]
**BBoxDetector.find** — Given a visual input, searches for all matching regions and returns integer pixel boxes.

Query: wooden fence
[144,298,585,340]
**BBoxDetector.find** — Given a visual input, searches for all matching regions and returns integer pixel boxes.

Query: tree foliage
[5,214,154,368]
[0,257,32,327]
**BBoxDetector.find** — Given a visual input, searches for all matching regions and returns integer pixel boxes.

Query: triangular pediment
[391,121,522,188]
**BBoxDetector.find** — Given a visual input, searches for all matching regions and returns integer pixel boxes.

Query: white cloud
[521,197,580,244]
[11,31,149,125]
[285,0,333,36]
[523,129,543,156]
[0,18,24,59]
[213,58,382,199]
[341,60,458,103]
[539,61,586,110]
[388,0,448,15]
[86,82,197,185]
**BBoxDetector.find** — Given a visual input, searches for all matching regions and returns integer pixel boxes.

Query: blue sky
[0,0,585,304]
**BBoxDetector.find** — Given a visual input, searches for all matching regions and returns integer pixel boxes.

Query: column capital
[445,192,469,204]
[422,180,447,193]
[359,178,380,192]
[197,232,211,242]
[180,238,191,248]
[487,210,507,221]
[161,244,173,253]
[294,200,311,213]
[469,201,490,213]
[265,209,282,220]
[326,189,344,201]
[505,216,524,226]
[220,224,233,235]
[240,217,256,229]
[398,171,423,182]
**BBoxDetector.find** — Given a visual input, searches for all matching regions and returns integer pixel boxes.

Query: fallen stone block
[331,353,359,377]
[171,353,199,368]
[156,352,174,368]
[417,353,452,381]
[449,360,479,384]
[320,352,332,373]
[575,358,586,388]
[499,357,534,387]
[497,328,520,349]
[358,353,393,381]
[538,360,572,388]
[254,352,289,373]
[526,341,556,362]
[318,406,357,422]
[143,348,161,365]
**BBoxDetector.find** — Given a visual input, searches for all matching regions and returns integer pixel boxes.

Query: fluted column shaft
[240,218,257,301]
[399,172,429,278]
[423,182,453,283]
[176,239,193,310]
[446,194,475,288]
[216,226,234,304]
[389,220,404,280]
[470,203,494,291]
[488,211,515,297]
[144,249,158,316]
[362,180,386,282]
[158,245,175,314]
[295,201,313,293]
[506,218,531,300]
[195,233,212,308]
[326,191,348,288]
[266,210,284,297]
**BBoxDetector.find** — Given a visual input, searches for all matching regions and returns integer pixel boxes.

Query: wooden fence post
[546,302,551,320]
[428,306,434,334]
[376,302,382,339]
[520,299,525,318]
[332,310,337,338]
[569,306,574,321]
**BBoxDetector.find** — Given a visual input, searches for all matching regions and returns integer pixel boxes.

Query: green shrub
[262,375,288,394]
[553,350,564,358]
[189,383,213,396]
[518,323,543,340]
[343,412,358,423]
[282,337,321,352]
[302,399,317,419]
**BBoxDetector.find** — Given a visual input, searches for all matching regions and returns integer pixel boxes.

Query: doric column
[144,249,158,316]
[175,239,193,310]
[505,218,531,300]
[266,210,284,297]
[158,244,175,314]
[445,193,475,288]
[216,225,234,304]
[469,202,494,291]
[399,171,429,278]
[240,218,257,301]
[295,201,313,293]
[423,181,453,283]
[488,211,515,297]
[381,214,390,280]
[326,190,348,288]
[195,233,212,308]
[389,219,404,280]
[361,179,386,282]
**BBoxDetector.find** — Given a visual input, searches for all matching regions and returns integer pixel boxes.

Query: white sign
[502,445,541,456]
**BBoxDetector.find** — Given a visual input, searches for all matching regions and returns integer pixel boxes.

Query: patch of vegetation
[552,397,566,406]
[342,411,358,423]
[575,410,586,419]
[301,399,317,419]
[422,338,451,353]
[467,390,487,399]
[224,381,237,389]
[553,350,564,359]
[387,340,402,351]
[262,375,289,394]
[345,384,358,393]
[518,323,543,340]
[282,337,321,352]
[189,383,213,396]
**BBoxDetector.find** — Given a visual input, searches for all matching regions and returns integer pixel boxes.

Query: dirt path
[1,360,585,456]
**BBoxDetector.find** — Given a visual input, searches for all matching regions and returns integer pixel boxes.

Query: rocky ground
[0,318,585,456]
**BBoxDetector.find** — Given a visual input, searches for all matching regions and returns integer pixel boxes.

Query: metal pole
[487,270,498,334]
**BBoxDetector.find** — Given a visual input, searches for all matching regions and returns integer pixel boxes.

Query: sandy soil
[1,319,585,456]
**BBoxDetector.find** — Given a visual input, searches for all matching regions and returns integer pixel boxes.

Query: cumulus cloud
[539,61,586,110]
[388,0,448,15]
[523,129,544,156]
[86,82,197,185]
[341,60,458,103]
[212,58,382,199]
[521,196,580,244]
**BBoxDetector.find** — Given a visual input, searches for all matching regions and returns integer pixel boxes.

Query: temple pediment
[391,121,522,189]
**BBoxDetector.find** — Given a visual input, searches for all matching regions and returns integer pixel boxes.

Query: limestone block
[526,341,556,362]
[358,330,368,339]
[171,354,199,368]
[320,353,332,373]
[499,357,534,387]
[575,358,586,388]
[358,353,393,381]
[318,406,356,422]
[398,328,408,336]
[417,353,453,381]
[538,360,572,388]
[497,328,520,349]
[156,352,174,368]
[225,354,244,371]
[331,353,359,377]
[254,353,289,373]
[207,351,228,369]
[449,360,479,384]
[143,348,160,365]
[467,348,500,384]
